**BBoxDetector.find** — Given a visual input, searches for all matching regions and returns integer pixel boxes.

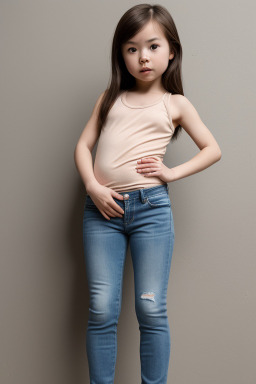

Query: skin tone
[74,20,222,221]
[121,20,175,184]
[121,20,174,97]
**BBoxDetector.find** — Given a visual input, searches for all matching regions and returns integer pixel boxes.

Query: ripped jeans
[83,184,175,384]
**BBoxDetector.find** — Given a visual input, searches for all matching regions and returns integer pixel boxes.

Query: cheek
[157,53,170,69]
[124,57,135,72]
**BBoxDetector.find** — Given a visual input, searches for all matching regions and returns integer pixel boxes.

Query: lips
[140,67,152,72]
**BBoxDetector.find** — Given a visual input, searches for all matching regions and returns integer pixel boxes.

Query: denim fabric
[83,184,175,384]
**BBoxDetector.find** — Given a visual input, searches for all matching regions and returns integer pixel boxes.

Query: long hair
[97,3,184,141]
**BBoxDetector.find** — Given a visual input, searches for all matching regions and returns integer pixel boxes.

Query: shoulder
[90,89,108,116]
[169,94,198,127]
[96,89,108,106]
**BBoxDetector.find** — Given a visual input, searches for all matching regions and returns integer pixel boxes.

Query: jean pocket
[146,193,171,208]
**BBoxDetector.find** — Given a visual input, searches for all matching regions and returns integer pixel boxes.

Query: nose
[139,50,149,63]
[140,56,149,63]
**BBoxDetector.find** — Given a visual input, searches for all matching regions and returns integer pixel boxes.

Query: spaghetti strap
[163,93,175,134]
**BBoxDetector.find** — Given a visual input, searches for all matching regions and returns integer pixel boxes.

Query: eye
[128,47,136,53]
[127,44,159,53]
[151,44,159,50]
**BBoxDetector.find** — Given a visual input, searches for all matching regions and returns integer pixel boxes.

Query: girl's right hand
[86,182,125,220]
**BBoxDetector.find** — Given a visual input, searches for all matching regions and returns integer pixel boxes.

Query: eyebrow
[126,37,161,44]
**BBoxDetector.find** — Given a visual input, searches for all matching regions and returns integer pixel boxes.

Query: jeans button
[123,194,129,200]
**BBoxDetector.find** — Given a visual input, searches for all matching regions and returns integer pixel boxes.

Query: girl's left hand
[135,156,170,183]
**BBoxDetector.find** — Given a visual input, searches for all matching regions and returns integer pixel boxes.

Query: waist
[94,158,167,192]
[114,183,169,200]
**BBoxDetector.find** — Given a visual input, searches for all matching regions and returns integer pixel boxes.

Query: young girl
[74,4,221,384]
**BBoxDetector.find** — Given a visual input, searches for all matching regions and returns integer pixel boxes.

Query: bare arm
[135,95,222,182]
[74,91,105,192]
[168,95,222,182]
[74,91,125,220]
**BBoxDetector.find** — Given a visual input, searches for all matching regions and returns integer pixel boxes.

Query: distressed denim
[83,184,175,384]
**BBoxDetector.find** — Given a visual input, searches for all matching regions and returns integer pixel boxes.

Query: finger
[138,158,157,163]
[141,164,159,169]
[137,163,156,169]
[137,162,159,169]
[110,201,125,215]
[106,204,124,217]
[138,165,159,172]
[143,172,158,177]
[100,210,111,220]
[143,169,157,174]
[107,208,123,218]
[113,192,124,201]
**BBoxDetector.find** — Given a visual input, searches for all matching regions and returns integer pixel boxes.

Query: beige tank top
[93,90,175,192]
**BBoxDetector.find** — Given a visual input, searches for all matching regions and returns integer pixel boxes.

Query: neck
[130,79,165,94]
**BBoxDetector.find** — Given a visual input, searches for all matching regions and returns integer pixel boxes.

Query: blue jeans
[83,184,175,384]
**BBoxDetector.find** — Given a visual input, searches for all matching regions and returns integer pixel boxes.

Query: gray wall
[0,1,255,383]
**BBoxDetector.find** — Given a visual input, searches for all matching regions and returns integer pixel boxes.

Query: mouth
[140,68,152,73]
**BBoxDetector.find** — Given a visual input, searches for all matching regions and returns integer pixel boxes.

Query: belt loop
[139,189,147,204]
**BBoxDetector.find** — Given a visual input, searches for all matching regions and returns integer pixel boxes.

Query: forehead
[124,20,166,44]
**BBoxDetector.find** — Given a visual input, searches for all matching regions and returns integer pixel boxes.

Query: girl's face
[121,20,174,89]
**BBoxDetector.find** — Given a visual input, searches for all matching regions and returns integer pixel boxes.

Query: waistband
[116,184,169,202]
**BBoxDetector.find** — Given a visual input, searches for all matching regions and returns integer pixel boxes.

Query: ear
[169,51,175,60]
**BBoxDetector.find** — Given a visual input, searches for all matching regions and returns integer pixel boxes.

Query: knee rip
[140,292,155,302]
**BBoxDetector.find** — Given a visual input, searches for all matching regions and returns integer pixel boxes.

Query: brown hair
[97,3,184,141]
